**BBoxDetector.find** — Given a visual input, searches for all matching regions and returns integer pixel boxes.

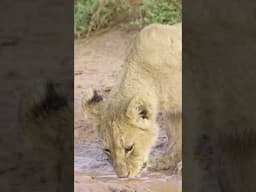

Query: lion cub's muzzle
[116,161,148,178]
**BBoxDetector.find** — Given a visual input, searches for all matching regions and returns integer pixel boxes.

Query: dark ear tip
[88,90,103,104]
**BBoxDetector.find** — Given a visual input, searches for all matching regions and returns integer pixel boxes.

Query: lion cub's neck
[105,61,158,118]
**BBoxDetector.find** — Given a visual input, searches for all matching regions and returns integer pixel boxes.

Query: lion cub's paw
[148,155,174,170]
[148,155,181,176]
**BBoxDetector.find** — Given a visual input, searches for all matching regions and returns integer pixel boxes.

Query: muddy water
[75,173,181,192]
[75,138,181,192]
[75,163,181,192]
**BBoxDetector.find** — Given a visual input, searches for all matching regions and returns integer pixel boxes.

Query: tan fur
[82,23,182,177]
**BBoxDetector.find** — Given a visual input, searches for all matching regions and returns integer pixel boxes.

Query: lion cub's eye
[124,144,134,154]
[103,148,111,155]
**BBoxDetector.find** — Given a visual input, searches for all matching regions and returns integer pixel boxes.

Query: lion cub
[82,23,182,177]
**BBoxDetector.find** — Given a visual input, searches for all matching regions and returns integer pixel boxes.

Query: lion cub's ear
[81,88,104,120]
[126,94,157,129]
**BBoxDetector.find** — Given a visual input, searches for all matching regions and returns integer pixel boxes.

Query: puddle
[75,141,181,192]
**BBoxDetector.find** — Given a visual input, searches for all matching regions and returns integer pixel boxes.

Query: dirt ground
[74,28,182,192]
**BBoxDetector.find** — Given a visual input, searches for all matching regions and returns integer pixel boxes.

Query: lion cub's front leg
[149,112,182,175]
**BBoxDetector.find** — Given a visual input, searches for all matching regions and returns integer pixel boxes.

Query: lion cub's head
[82,89,158,178]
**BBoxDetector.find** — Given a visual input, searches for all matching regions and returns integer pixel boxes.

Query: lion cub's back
[135,23,182,72]
[132,23,182,110]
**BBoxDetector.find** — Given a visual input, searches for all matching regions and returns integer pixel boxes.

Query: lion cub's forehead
[100,119,130,148]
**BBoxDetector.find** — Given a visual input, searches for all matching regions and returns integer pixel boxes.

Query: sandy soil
[74,28,182,192]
